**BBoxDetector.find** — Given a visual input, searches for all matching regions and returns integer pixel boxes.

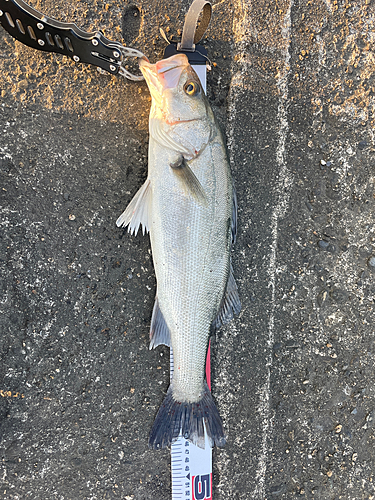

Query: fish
[116,53,240,449]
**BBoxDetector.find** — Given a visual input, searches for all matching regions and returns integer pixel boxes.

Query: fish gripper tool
[0,0,145,79]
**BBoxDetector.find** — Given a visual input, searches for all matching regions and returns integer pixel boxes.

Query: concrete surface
[1,0,375,498]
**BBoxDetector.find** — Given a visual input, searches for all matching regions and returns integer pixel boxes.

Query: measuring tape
[164,9,213,492]
[168,62,213,499]
[170,344,213,500]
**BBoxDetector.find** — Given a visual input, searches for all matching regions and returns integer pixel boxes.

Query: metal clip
[118,46,147,81]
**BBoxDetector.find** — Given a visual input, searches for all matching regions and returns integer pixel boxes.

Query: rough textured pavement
[1,0,375,499]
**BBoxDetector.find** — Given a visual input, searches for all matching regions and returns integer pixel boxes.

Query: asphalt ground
[1,0,375,499]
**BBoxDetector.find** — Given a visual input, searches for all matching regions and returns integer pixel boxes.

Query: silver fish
[117,54,240,449]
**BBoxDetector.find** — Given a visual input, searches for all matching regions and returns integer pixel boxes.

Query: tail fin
[149,382,226,450]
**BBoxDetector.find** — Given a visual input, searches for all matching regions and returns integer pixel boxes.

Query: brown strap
[177,0,212,51]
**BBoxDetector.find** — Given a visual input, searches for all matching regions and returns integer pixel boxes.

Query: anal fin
[212,264,241,331]
[116,179,151,236]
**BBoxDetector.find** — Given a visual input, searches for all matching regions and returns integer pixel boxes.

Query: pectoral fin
[170,157,208,207]
[116,179,151,236]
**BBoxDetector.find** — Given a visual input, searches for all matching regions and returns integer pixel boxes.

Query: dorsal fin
[149,296,171,349]
[116,179,151,236]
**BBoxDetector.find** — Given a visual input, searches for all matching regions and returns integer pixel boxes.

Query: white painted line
[253,2,294,498]
[225,0,295,498]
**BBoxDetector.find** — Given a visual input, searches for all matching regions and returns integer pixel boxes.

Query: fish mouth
[139,54,190,95]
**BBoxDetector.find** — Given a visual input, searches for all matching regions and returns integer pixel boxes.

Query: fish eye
[184,81,200,96]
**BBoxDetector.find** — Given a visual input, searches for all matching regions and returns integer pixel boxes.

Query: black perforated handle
[0,0,123,74]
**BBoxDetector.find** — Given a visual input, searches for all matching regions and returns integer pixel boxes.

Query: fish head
[139,54,212,130]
